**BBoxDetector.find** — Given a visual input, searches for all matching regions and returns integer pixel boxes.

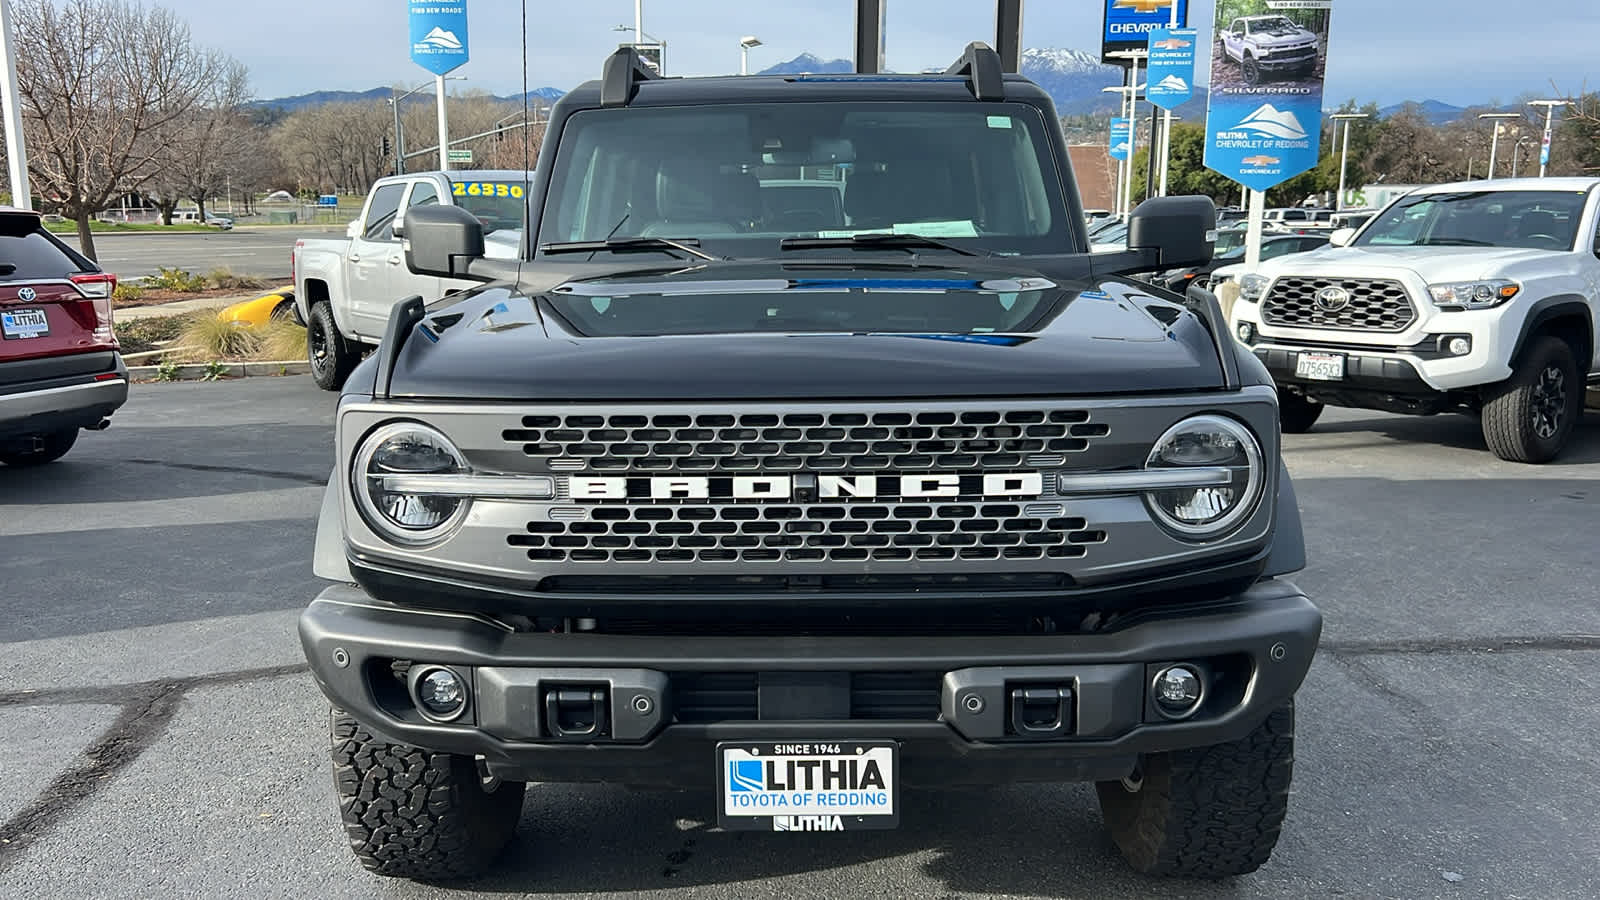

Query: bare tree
[12,0,228,259]
[145,60,253,224]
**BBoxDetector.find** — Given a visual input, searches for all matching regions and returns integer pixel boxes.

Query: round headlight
[1144,415,1264,540]
[352,422,470,545]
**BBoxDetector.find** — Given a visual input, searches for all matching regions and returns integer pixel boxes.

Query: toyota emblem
[1315,287,1350,311]
[18,287,36,302]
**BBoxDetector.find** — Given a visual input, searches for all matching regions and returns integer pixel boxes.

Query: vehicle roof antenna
[601,47,661,109]
[945,42,1005,101]
[518,0,530,274]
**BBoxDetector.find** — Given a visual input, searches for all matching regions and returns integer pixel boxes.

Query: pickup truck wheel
[1241,55,1261,86]
[1096,702,1294,879]
[1277,388,1324,433]
[308,303,358,391]
[1481,336,1582,463]
[331,708,525,881]
[0,428,78,466]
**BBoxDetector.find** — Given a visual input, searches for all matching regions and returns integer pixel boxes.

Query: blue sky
[184,0,1596,106]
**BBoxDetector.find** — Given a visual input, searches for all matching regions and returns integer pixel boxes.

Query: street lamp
[1477,113,1521,179]
[740,35,763,75]
[389,76,466,176]
[1527,99,1565,177]
[612,24,667,74]
[1329,113,1369,211]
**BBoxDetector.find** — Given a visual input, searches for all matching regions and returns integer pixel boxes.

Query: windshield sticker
[986,115,1013,129]
[591,297,612,314]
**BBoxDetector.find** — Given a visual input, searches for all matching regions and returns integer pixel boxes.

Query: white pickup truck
[292,170,526,389]
[1229,178,1600,463]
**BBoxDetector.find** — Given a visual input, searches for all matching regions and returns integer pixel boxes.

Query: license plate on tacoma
[1294,351,1344,381]
[717,741,898,831]
[1,309,49,339]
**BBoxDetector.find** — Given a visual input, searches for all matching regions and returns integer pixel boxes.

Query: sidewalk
[115,294,275,321]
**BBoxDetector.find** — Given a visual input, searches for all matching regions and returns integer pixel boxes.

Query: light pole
[0,0,30,210]
[740,36,763,75]
[390,77,465,175]
[1478,112,1521,179]
[1527,99,1565,177]
[635,0,642,44]
[613,24,667,74]
[1329,113,1368,211]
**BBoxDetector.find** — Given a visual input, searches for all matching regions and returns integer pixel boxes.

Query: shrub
[254,321,308,361]
[177,315,260,361]
[112,281,145,304]
[148,267,208,292]
[207,267,269,292]
[116,312,197,355]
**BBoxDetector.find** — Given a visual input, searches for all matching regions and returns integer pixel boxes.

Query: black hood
[384,263,1226,401]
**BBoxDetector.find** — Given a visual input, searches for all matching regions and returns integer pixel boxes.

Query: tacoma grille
[1261,276,1416,332]
[503,409,1110,473]
[509,503,1107,564]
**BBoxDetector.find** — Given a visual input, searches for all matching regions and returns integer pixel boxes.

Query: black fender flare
[1263,460,1306,578]
[1510,296,1594,371]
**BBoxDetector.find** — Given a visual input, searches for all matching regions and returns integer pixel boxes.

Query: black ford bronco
[299,44,1320,881]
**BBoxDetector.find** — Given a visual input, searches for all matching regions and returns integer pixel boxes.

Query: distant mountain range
[248,52,1480,126]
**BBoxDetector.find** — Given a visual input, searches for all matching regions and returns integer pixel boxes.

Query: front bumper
[299,579,1321,787]
[0,351,129,439]
[1256,47,1317,68]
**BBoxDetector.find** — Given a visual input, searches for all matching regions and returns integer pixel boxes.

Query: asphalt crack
[1322,634,1600,657]
[0,663,310,872]
[121,458,329,487]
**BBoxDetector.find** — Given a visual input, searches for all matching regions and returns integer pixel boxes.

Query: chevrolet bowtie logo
[1242,155,1281,166]
[1114,0,1175,12]
[1152,38,1191,50]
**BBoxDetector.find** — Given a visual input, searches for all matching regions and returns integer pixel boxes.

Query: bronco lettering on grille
[569,473,1045,502]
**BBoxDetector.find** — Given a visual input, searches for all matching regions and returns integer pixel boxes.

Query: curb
[129,360,311,382]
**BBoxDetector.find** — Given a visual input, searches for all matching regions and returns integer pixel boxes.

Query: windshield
[1213,228,1247,255]
[1248,17,1300,35]
[1354,190,1588,250]
[447,177,529,234]
[539,101,1069,258]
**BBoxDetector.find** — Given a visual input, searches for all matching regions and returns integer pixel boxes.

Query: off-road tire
[308,302,358,392]
[1481,336,1582,463]
[331,709,525,881]
[1241,54,1261,87]
[1096,702,1294,879]
[0,428,78,466]
[1277,388,1324,434]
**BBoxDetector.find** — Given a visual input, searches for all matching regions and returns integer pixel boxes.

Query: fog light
[1447,337,1471,356]
[1236,322,1255,344]
[415,667,468,720]
[1152,665,1203,718]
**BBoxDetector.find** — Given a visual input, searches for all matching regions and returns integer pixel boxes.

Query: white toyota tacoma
[293,170,525,390]
[1230,178,1600,463]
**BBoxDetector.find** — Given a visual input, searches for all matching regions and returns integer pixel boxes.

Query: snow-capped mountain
[756,53,853,76]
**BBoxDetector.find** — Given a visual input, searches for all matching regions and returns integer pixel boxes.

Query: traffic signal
[382,136,392,156]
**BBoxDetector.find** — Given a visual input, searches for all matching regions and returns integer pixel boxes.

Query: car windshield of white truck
[1355,190,1588,251]
[538,102,1069,258]
[447,178,528,235]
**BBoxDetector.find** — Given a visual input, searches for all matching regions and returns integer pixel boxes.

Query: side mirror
[390,218,406,239]
[1328,227,1356,248]
[1126,195,1216,269]
[403,204,485,278]
[345,220,362,240]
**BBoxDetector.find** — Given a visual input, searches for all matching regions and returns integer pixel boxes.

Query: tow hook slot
[544,687,607,740]
[1009,686,1073,738]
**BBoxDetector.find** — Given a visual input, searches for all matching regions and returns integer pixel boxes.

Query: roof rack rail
[600,46,661,108]
[945,42,1006,101]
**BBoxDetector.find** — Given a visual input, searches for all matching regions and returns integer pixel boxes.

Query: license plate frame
[716,740,899,832]
[1,308,50,340]
[1294,351,1345,381]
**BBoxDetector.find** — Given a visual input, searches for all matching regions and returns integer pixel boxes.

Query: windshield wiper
[1419,238,1493,246]
[780,233,990,257]
[539,237,722,261]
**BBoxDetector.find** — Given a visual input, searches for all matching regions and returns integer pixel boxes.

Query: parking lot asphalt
[73,228,344,282]
[1,377,1597,899]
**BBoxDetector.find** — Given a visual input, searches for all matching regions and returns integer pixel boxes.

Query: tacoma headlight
[352,422,471,545]
[1144,415,1264,540]
[1427,279,1519,310]
[1238,273,1269,303]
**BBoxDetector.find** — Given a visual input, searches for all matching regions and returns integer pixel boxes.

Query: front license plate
[717,741,898,832]
[1,309,49,340]
[1294,351,1344,381]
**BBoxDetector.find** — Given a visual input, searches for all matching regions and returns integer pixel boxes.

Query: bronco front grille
[1261,276,1416,332]
[503,409,1110,473]
[509,503,1108,564]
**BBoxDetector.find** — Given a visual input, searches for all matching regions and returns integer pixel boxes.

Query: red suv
[0,208,128,465]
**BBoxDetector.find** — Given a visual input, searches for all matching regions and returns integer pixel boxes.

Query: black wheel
[331,709,525,881]
[1096,702,1295,879]
[1481,336,1583,463]
[307,302,357,391]
[1277,388,1324,434]
[0,428,79,466]
[1242,54,1261,86]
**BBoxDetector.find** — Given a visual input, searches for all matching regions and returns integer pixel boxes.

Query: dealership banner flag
[1203,1,1334,191]
[1109,118,1132,160]
[1146,28,1198,110]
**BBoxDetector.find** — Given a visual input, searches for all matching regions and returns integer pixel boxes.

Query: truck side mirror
[403,205,485,278]
[346,220,362,240]
[1328,227,1355,248]
[1126,195,1216,270]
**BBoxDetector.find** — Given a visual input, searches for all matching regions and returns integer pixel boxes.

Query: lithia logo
[568,473,1045,501]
